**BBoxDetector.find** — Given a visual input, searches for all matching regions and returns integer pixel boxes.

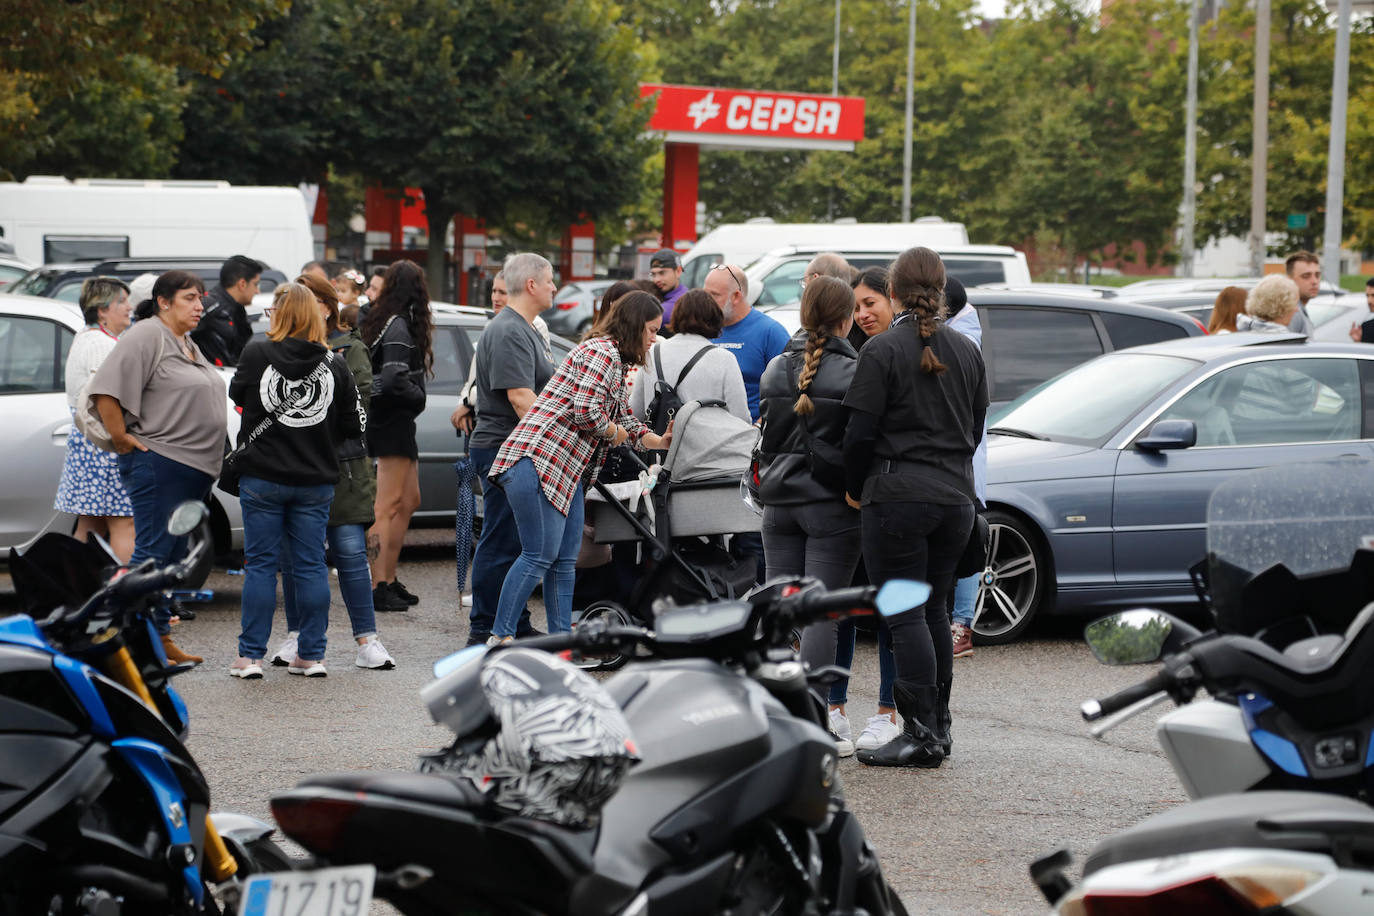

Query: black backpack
[645,344,714,435]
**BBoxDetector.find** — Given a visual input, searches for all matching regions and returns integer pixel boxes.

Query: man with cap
[649,249,688,325]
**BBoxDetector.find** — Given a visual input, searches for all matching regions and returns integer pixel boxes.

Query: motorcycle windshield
[1206,457,1374,636]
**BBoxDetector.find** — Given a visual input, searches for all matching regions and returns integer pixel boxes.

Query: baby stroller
[578,399,761,668]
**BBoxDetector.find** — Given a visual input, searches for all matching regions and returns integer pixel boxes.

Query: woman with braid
[757,276,863,755]
[843,247,988,769]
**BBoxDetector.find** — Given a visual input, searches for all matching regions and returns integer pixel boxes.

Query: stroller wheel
[572,601,633,671]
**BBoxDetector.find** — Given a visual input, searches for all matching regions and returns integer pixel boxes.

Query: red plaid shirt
[490,336,650,515]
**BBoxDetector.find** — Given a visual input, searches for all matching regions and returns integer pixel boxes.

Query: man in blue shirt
[649,249,688,327]
[703,263,790,421]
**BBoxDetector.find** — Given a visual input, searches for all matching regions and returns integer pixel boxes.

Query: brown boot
[161,635,203,666]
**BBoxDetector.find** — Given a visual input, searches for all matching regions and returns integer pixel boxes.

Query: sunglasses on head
[709,263,743,294]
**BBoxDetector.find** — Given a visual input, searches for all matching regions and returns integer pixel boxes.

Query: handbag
[218,358,332,496]
[785,357,846,490]
[955,511,990,579]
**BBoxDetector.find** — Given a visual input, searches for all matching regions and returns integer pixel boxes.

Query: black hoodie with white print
[229,336,364,487]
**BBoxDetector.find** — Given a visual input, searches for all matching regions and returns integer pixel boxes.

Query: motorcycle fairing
[111,738,205,905]
[1239,693,1309,777]
[0,615,53,653]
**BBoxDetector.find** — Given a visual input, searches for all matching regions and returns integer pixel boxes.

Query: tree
[326,0,655,296]
[0,0,288,179]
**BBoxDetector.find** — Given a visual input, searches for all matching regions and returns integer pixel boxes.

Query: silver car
[544,280,616,339]
[0,293,243,578]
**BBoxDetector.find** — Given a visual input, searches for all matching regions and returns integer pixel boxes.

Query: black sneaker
[373,582,409,613]
[465,631,492,648]
[391,579,420,606]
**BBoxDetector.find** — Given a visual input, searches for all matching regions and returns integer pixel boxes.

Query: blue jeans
[282,523,376,640]
[492,458,583,637]
[117,449,213,635]
[469,446,532,638]
[238,477,334,661]
[832,620,896,709]
[951,573,978,628]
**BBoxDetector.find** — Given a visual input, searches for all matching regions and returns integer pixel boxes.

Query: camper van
[0,177,315,275]
[679,218,1030,299]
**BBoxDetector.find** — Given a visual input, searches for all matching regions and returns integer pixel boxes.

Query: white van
[0,177,315,275]
[738,244,1031,309]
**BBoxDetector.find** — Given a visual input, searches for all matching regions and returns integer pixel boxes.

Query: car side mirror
[1135,419,1196,452]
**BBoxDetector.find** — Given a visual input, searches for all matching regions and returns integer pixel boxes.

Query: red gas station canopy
[640,83,865,152]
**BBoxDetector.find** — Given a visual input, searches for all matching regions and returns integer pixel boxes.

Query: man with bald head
[804,252,853,289]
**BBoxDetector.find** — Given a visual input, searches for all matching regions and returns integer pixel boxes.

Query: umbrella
[454,454,475,592]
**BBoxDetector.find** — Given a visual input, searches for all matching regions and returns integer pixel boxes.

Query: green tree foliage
[0,0,287,179]
[327,0,654,296]
[1193,0,1374,253]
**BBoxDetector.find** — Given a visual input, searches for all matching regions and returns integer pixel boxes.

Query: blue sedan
[975,333,1374,642]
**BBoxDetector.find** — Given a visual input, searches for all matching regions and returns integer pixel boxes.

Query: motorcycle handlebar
[797,585,878,620]
[1081,670,1174,721]
[509,625,650,656]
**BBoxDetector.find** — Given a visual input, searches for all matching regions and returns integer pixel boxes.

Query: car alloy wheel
[971,511,1044,644]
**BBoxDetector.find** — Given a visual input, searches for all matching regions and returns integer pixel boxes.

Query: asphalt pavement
[0,528,1186,915]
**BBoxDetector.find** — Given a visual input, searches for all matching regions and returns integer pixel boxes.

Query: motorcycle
[0,502,290,916]
[262,576,932,916]
[1079,459,1374,801]
[1031,459,1374,913]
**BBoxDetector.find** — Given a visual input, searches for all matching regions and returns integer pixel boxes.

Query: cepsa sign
[640,84,865,147]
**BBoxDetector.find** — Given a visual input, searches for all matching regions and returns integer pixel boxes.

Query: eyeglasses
[799,271,820,291]
[709,263,743,295]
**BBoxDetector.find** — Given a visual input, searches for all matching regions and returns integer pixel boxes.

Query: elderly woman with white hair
[1237,275,1302,333]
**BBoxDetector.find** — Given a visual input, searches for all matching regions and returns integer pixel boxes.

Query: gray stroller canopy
[663,400,759,482]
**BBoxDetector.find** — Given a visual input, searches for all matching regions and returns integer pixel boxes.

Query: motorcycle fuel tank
[595,661,774,886]
[1156,700,1270,799]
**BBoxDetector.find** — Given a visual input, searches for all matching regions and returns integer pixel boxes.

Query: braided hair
[793,276,855,415]
[889,246,948,375]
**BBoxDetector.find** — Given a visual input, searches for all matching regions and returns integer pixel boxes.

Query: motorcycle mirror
[433,643,487,679]
[167,501,209,537]
[875,579,932,617]
[1084,609,1186,665]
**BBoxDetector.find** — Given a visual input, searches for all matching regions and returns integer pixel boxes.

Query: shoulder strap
[674,345,715,387]
[369,315,399,356]
[653,344,667,383]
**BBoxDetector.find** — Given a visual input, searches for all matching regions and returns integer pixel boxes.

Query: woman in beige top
[88,270,228,666]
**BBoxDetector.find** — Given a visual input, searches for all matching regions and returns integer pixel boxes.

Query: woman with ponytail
[842,247,988,769]
[757,276,863,752]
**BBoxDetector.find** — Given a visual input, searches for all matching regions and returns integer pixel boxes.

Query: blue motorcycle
[0,502,289,916]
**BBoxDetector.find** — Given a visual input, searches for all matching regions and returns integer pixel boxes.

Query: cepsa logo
[641,84,865,142]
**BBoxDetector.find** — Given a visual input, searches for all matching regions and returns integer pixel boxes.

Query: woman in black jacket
[227,282,365,679]
[758,276,862,712]
[359,260,432,611]
[843,247,988,768]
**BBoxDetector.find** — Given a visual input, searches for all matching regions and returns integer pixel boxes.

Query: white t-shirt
[64,327,120,410]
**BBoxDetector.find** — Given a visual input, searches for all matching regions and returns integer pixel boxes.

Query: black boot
[856,684,945,768]
[935,678,953,758]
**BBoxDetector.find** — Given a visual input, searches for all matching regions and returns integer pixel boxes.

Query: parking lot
[0,529,1187,915]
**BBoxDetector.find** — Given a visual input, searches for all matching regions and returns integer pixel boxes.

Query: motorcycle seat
[1083,791,1374,877]
[297,771,490,811]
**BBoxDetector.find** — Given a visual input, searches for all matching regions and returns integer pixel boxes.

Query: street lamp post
[1320,0,1367,286]
[902,0,916,222]
[1181,0,1200,278]
[1249,0,1270,278]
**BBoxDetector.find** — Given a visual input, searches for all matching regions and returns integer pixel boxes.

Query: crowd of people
[52,240,1374,766]
[56,256,430,677]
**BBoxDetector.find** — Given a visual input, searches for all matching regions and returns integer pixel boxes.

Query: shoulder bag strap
[653,344,667,383]
[675,345,716,388]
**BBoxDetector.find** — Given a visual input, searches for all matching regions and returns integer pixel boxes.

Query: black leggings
[861,500,974,692]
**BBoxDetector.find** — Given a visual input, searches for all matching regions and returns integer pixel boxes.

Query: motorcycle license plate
[238,865,375,916]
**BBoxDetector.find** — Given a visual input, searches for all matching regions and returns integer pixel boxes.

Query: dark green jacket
[329,329,377,527]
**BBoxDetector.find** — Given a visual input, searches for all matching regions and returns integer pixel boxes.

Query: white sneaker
[461,593,473,607]
[355,636,396,670]
[828,707,855,757]
[855,713,901,751]
[270,632,299,667]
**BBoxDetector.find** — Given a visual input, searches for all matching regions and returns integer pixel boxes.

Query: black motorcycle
[0,503,291,916]
[265,576,931,916]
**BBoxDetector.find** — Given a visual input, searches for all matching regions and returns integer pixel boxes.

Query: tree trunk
[423,194,457,301]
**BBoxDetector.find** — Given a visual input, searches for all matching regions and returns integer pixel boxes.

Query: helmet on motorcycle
[450,648,638,827]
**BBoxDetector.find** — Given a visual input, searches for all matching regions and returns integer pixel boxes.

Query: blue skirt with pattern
[54,418,134,517]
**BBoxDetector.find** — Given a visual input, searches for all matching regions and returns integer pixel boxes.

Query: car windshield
[991,352,1199,444]
[9,270,54,298]
[1307,299,1351,328]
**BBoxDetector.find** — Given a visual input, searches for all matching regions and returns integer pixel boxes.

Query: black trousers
[860,499,974,694]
